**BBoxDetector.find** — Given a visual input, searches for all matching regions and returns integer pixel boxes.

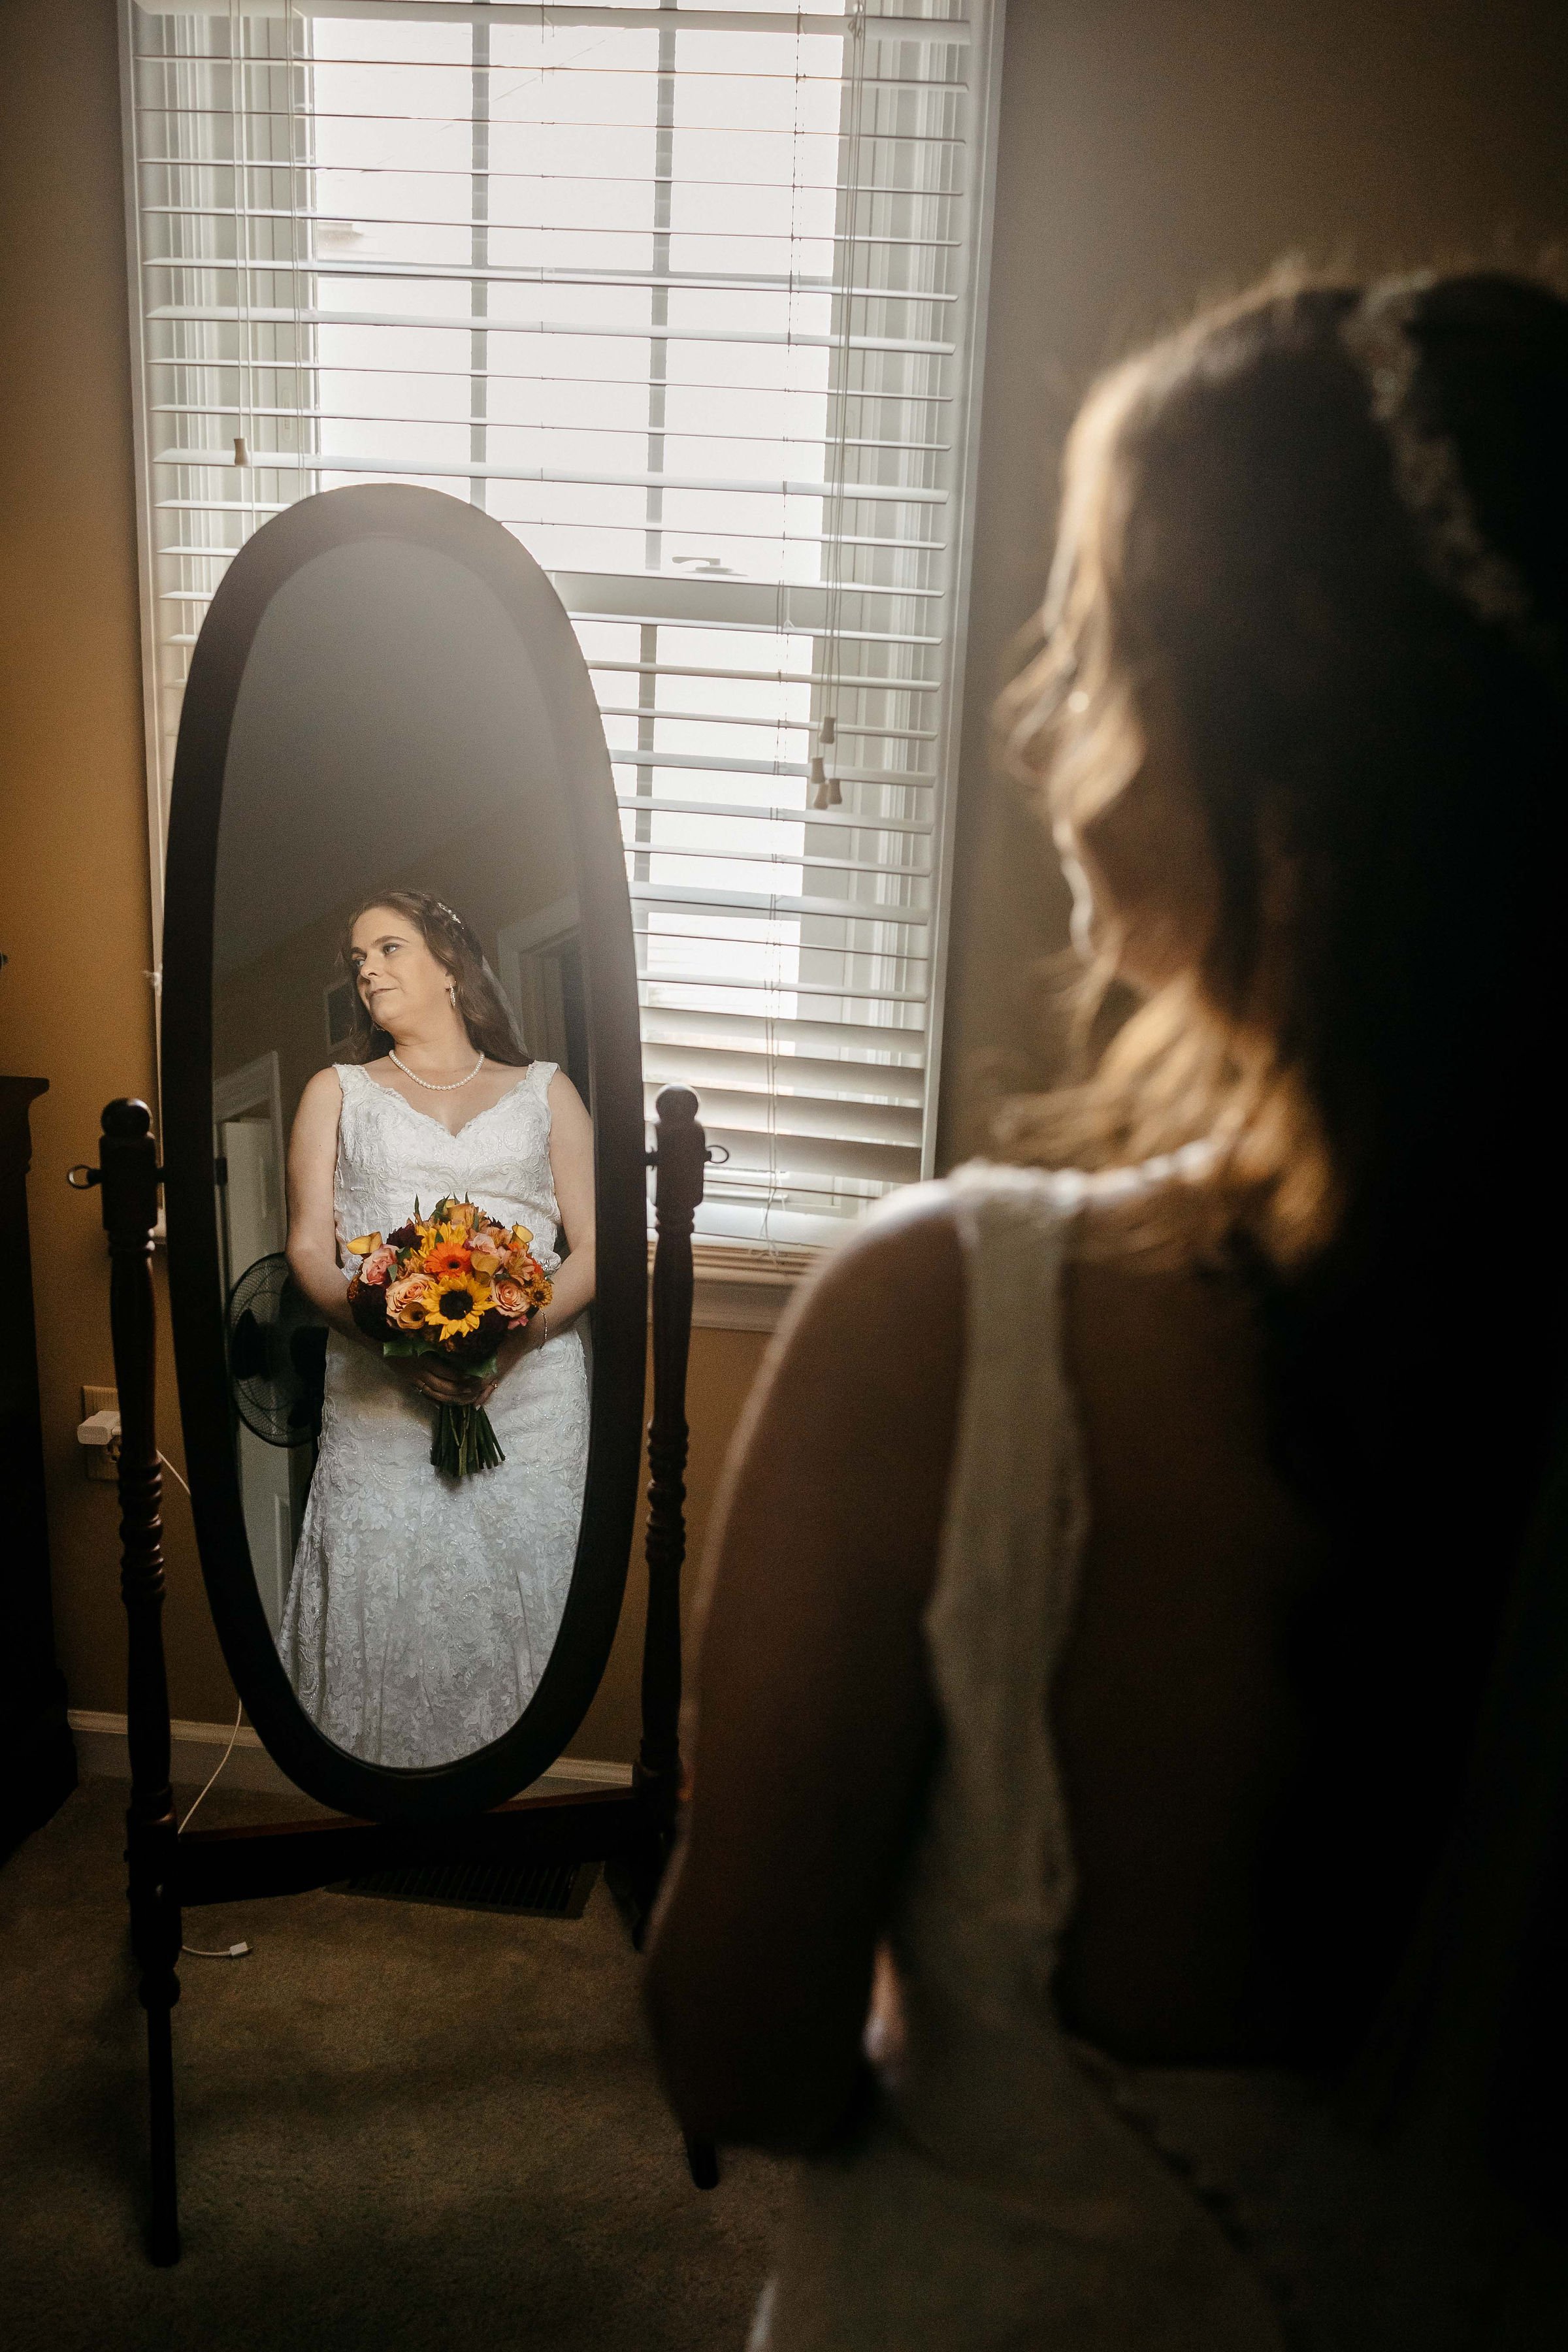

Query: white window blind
[122,0,1002,1249]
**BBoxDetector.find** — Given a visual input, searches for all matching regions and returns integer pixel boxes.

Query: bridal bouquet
[345,1196,553,1478]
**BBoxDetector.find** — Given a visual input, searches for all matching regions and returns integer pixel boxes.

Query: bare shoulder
[781,1184,965,1403]
[299,1063,346,1103]
[724,1188,969,1616]
[291,1064,346,1135]
[544,1066,588,1117]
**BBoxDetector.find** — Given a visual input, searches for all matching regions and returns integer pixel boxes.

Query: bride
[648,270,1568,2344]
[278,889,593,1768]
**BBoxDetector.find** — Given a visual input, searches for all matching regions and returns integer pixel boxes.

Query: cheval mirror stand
[71,1083,715,2264]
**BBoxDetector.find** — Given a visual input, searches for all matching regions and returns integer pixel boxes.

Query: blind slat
[135,8,972,45]
[146,303,958,359]
[641,1005,925,1057]
[629,878,930,928]
[154,444,949,507]
[617,794,932,834]
[643,1040,926,1105]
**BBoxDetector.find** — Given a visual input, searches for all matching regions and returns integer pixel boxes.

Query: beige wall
[0,0,233,1726]
[5,0,1567,1758]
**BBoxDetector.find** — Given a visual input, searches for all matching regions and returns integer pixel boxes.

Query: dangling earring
[447,983,457,1006]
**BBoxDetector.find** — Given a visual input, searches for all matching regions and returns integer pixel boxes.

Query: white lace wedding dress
[755,1164,1539,2351]
[276,1059,589,1769]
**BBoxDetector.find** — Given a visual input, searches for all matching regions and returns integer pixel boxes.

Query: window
[122,0,1002,1250]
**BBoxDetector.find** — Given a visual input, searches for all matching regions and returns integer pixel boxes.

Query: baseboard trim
[67,1709,633,1801]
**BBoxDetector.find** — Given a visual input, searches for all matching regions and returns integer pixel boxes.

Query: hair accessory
[431,898,474,943]
[1340,276,1536,634]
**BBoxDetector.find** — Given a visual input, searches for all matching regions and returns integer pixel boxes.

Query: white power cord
[155,1450,254,1959]
[158,1448,191,1499]
[177,1702,253,1959]
[178,1699,244,1835]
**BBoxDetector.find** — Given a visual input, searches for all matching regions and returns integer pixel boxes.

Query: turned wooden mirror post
[636,1084,706,1911]
[73,1099,183,2262]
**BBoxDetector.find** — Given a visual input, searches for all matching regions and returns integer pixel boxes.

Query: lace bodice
[331,1058,563,1272]
[277,1054,588,1769]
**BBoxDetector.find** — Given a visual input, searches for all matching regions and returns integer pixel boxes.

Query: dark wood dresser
[0,1076,75,1861]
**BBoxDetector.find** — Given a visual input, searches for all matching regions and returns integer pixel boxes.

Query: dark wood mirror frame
[69,487,719,2264]
[163,485,647,1824]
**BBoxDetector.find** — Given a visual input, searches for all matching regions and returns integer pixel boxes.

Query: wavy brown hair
[996,267,1568,2076]
[337,890,530,1069]
[998,265,1568,1273]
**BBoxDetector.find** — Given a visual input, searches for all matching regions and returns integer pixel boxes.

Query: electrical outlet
[80,1386,121,1482]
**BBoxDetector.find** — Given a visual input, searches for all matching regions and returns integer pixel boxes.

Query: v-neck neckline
[349,1064,535,1143]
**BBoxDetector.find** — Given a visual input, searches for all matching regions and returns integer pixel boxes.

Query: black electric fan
[226,1253,328,1446]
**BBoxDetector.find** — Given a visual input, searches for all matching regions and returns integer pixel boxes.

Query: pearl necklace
[389,1047,485,1094]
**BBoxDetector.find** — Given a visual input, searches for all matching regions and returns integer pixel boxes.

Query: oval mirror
[163,485,645,1823]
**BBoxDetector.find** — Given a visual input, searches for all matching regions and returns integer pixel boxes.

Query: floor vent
[331,1858,601,1919]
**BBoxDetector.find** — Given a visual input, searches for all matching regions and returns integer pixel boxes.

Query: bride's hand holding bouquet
[344,1196,552,1477]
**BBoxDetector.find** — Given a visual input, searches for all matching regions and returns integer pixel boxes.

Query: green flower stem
[431,1401,506,1478]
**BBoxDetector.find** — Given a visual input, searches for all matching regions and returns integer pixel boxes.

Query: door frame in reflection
[213,1051,299,1639]
[161,485,647,1825]
[497,895,589,1098]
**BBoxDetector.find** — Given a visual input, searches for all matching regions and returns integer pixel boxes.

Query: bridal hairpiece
[431,898,474,942]
[1339,275,1537,636]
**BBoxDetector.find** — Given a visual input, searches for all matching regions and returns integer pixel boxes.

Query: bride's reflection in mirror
[277,890,594,1766]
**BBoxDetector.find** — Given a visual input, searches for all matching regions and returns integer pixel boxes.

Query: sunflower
[425,1267,492,1339]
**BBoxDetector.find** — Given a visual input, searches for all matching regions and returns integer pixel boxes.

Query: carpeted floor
[0,1776,787,2352]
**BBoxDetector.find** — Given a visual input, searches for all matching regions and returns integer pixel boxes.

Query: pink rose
[360,1245,397,1287]
[385,1273,438,1331]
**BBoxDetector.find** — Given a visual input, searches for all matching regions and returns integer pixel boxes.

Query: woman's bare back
[1054,1203,1330,2060]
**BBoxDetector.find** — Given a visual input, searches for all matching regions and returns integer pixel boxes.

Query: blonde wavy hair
[994,265,1568,1273]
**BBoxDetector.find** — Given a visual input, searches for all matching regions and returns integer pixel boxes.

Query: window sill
[647,1237,818,1334]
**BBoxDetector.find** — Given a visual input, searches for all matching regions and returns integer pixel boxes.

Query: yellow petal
[346,1232,382,1256]
[510,1224,533,1251]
